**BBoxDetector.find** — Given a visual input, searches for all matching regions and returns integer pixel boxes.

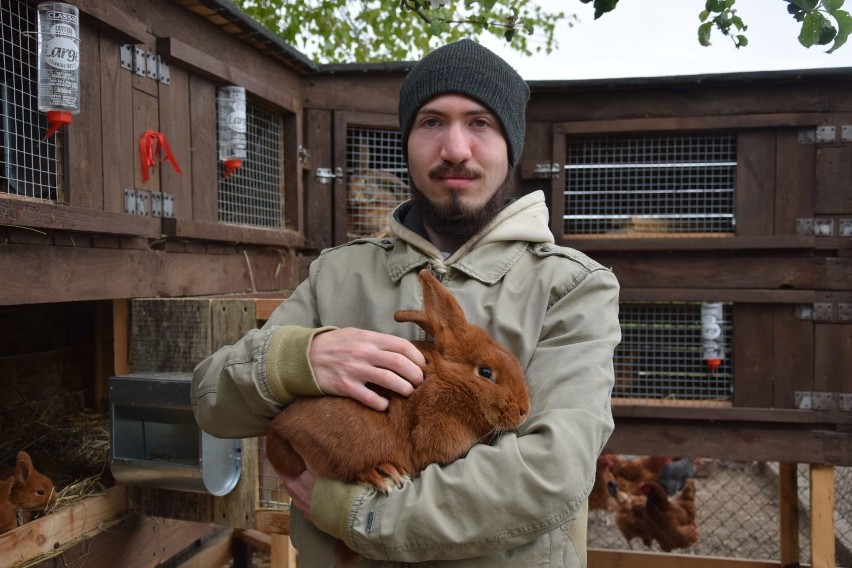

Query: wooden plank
[134,89,160,192]
[736,130,776,236]
[158,65,194,220]
[113,299,131,376]
[283,108,304,236]
[188,75,218,224]
[156,250,299,297]
[589,548,790,567]
[303,109,334,250]
[779,462,800,567]
[211,299,258,350]
[562,235,816,251]
[255,510,291,536]
[733,304,774,407]
[773,305,814,409]
[775,129,815,236]
[158,37,299,113]
[0,485,127,566]
[0,245,157,305]
[234,529,271,552]
[214,437,258,530]
[815,146,852,214]
[553,113,827,136]
[0,199,161,236]
[619,288,816,304]
[611,405,852,425]
[809,464,835,568]
[131,298,212,373]
[75,0,150,43]
[161,218,304,247]
[127,487,214,524]
[302,75,404,114]
[551,126,567,237]
[256,298,287,321]
[813,323,852,393]
[270,533,298,568]
[98,32,135,215]
[177,528,233,568]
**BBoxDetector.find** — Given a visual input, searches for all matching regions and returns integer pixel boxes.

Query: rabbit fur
[266,269,531,492]
[5,451,56,523]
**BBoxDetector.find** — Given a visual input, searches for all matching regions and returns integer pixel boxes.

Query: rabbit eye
[36,490,45,496]
[477,366,493,380]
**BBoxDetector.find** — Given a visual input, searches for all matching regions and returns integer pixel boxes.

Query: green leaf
[699,9,710,21]
[592,0,619,19]
[794,0,820,9]
[824,0,845,13]
[428,20,444,35]
[799,12,821,45]
[828,10,852,51]
[705,0,726,13]
[736,34,748,47]
[503,28,515,41]
[698,21,714,46]
[818,20,838,44]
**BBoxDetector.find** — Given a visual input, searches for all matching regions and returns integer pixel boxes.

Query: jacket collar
[386,191,554,284]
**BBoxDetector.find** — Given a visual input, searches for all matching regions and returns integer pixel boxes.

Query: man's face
[406,93,509,219]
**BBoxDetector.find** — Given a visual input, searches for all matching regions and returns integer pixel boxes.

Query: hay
[1,404,112,513]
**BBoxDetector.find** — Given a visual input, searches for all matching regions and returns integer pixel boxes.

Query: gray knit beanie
[398,39,530,168]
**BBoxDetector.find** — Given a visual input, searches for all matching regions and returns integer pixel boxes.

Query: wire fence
[588,456,852,566]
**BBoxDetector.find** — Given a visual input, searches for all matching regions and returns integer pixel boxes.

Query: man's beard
[410,167,517,245]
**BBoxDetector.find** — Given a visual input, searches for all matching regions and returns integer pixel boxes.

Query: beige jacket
[191,190,620,567]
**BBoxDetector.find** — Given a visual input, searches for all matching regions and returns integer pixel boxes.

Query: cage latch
[316,167,343,185]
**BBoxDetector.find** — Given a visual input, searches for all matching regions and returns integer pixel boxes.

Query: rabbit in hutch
[3,451,57,523]
[346,139,409,238]
[266,269,531,565]
[0,476,17,534]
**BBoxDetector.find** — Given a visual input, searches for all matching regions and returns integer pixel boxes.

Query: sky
[478,0,852,80]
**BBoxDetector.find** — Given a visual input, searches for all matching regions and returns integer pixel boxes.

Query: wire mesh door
[1,0,63,202]
[563,131,737,237]
[345,126,409,239]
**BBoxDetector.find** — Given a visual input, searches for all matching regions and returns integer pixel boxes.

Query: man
[192,39,620,567]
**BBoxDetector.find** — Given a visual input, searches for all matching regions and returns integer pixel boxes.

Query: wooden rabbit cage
[1,0,851,566]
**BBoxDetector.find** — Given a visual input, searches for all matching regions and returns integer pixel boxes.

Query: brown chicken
[610,454,673,495]
[610,479,698,552]
[589,454,619,512]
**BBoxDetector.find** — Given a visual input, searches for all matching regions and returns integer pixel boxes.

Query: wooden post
[271,533,298,568]
[779,462,800,567]
[810,463,835,568]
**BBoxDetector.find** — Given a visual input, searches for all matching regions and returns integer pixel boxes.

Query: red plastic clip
[43,110,73,138]
[223,158,242,178]
[139,130,183,183]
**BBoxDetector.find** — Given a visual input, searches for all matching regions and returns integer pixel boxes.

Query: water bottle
[37,2,80,138]
[217,86,247,177]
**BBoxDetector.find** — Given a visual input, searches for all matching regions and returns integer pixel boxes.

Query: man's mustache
[429,163,483,180]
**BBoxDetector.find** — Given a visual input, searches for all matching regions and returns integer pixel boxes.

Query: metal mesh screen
[1,0,62,202]
[615,302,733,401]
[564,132,736,236]
[589,458,852,566]
[257,436,290,510]
[217,101,283,228]
[346,126,409,239]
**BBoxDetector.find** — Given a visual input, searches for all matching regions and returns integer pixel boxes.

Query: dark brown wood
[813,323,852,393]
[550,128,566,237]
[733,304,775,408]
[67,25,104,211]
[0,245,157,305]
[775,129,815,236]
[736,130,776,236]
[131,298,213,373]
[816,146,852,214]
[618,288,816,304]
[303,109,334,249]
[611,404,852,425]
[161,217,304,247]
[188,74,218,224]
[302,74,404,114]
[563,235,816,252]
[75,0,150,43]
[589,548,786,568]
[158,65,194,220]
[779,462,801,566]
[773,305,814,409]
[133,89,161,192]
[553,113,826,136]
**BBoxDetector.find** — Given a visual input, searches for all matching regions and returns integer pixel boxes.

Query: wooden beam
[234,529,272,553]
[589,548,791,567]
[810,464,836,568]
[0,198,161,237]
[176,528,234,568]
[0,485,127,566]
[779,462,800,567]
[270,533,298,568]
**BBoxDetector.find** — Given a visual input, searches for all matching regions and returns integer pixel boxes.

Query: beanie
[398,39,530,168]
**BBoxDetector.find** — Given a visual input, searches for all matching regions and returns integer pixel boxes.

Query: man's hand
[282,466,317,520]
[310,328,426,411]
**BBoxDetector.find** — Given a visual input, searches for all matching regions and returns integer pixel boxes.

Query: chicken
[641,480,698,552]
[610,454,673,494]
[608,478,698,552]
[657,456,701,496]
[589,454,619,512]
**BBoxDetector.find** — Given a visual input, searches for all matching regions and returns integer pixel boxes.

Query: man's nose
[439,123,473,164]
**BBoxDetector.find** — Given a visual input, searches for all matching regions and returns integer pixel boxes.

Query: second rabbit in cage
[346,169,409,238]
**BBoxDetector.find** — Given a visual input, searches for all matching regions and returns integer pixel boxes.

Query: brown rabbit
[266,269,530,564]
[0,476,17,534]
[8,451,56,523]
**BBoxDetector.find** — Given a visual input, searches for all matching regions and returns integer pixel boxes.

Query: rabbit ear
[15,452,32,484]
[394,270,469,342]
[0,476,12,499]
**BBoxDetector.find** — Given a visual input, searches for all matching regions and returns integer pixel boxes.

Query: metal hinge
[151,192,175,218]
[120,45,170,84]
[795,391,838,410]
[533,162,562,179]
[124,189,149,216]
[315,167,343,185]
[842,125,852,143]
[796,303,852,322]
[796,218,835,236]
[797,126,836,144]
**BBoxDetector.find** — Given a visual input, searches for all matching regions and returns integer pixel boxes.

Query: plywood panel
[775,129,815,236]
[813,323,852,393]
[816,146,852,214]
[732,304,774,408]
[773,305,814,408]
[189,75,217,224]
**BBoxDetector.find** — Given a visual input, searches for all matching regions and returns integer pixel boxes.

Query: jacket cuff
[266,325,335,403]
[310,477,365,541]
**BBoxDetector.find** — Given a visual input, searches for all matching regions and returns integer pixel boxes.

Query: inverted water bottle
[37,2,81,138]
[217,86,247,178]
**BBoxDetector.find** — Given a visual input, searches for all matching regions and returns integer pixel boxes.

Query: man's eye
[422,118,440,127]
